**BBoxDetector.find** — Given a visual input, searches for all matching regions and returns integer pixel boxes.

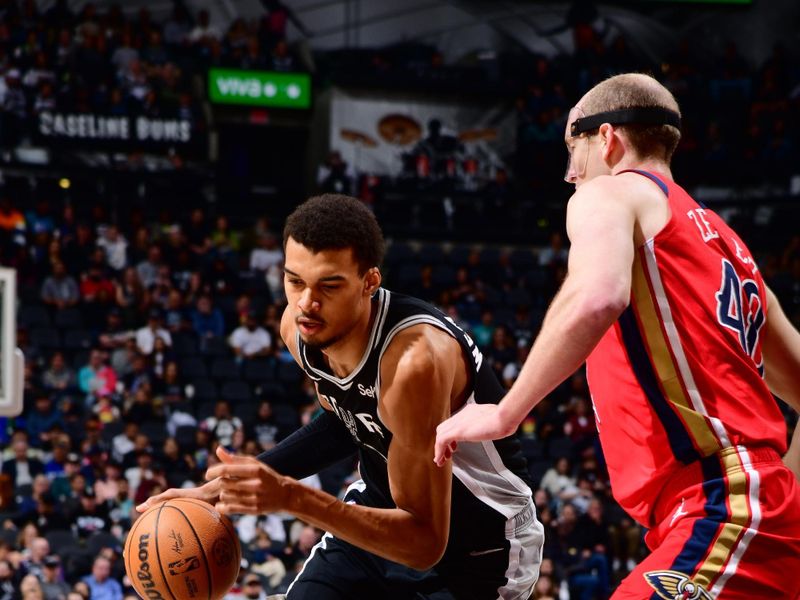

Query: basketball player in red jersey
[435,73,800,598]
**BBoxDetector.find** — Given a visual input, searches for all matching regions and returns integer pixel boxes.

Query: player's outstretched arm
[435,177,637,464]
[207,326,457,570]
[762,287,800,414]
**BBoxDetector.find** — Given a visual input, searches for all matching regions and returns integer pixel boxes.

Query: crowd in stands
[0,0,305,150]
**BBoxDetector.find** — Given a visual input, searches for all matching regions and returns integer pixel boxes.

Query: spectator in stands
[135,308,172,355]
[0,70,26,149]
[25,390,63,449]
[41,351,76,400]
[96,225,128,273]
[71,487,111,540]
[188,9,221,44]
[201,400,243,448]
[19,574,44,599]
[98,309,133,365]
[0,197,26,247]
[136,245,163,289]
[124,385,157,424]
[241,573,268,600]
[0,559,16,600]
[210,215,241,260]
[79,261,116,306]
[249,400,279,451]
[163,4,192,46]
[229,310,272,361]
[19,536,49,581]
[50,453,81,502]
[78,349,118,405]
[250,232,284,297]
[39,555,69,600]
[269,38,295,72]
[113,267,146,327]
[184,208,211,262]
[41,261,80,310]
[317,151,353,196]
[25,200,55,237]
[2,431,45,489]
[485,325,517,379]
[260,0,310,42]
[94,461,124,504]
[191,294,225,340]
[159,437,192,488]
[540,457,578,507]
[43,438,70,480]
[111,422,138,464]
[538,231,568,267]
[81,556,122,600]
[20,491,70,535]
[283,525,322,573]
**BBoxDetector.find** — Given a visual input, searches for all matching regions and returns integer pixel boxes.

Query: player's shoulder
[380,322,459,381]
[568,172,665,222]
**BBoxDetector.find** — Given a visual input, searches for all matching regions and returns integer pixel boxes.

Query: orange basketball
[124,499,241,600]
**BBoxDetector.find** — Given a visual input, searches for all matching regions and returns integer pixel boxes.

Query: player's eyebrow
[284,268,347,283]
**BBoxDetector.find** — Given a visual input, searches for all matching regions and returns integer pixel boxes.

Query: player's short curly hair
[283,194,385,274]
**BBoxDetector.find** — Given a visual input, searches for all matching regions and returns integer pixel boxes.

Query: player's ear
[599,123,619,163]
[364,267,381,295]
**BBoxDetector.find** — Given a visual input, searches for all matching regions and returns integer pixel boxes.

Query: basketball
[124,499,241,600]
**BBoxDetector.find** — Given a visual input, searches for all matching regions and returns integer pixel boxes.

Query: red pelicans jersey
[585,169,786,528]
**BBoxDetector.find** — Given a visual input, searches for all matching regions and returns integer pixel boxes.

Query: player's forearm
[499,280,623,430]
[257,410,356,480]
[281,478,445,570]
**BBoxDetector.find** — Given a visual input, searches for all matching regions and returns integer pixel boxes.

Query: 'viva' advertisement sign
[208,68,311,109]
[38,112,193,143]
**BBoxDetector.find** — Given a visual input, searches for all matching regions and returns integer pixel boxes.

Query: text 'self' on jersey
[585,170,786,528]
[297,288,533,556]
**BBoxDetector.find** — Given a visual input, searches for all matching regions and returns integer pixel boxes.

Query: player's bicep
[380,335,455,539]
[565,182,636,303]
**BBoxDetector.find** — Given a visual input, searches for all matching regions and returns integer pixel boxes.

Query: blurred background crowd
[1,1,799,599]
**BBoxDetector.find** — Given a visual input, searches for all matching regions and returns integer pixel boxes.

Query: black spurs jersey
[297,288,533,558]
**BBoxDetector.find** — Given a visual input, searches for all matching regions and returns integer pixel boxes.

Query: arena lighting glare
[58,177,71,189]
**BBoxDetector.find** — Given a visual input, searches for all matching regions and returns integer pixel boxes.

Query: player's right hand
[135,476,222,513]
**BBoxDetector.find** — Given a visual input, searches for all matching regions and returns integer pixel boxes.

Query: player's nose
[297,288,319,312]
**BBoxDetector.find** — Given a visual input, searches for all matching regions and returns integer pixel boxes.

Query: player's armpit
[784,421,800,482]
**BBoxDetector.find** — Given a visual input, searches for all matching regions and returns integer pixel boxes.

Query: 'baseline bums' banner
[37,112,194,144]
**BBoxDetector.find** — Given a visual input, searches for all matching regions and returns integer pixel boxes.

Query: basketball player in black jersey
[138,194,543,599]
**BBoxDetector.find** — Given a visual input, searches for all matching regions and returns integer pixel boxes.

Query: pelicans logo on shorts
[644,570,713,600]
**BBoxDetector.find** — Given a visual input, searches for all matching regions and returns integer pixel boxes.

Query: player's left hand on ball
[205,446,289,515]
[434,403,509,467]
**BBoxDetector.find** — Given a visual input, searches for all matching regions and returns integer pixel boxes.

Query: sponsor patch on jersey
[644,570,712,600]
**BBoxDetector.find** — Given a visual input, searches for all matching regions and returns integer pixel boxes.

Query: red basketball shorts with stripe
[612,446,800,599]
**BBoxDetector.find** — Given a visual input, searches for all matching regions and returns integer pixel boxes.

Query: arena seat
[54,307,84,329]
[221,380,253,403]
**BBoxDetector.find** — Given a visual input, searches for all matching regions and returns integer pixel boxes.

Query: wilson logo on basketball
[168,556,200,576]
[136,533,166,600]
